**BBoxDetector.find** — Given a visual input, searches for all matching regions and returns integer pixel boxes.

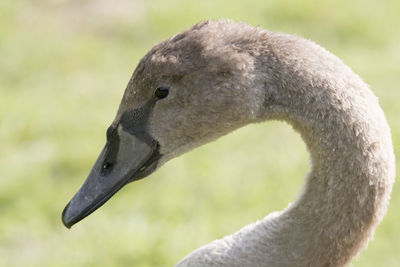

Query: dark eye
[154,87,169,99]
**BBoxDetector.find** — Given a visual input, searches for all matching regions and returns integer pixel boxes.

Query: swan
[62,20,395,266]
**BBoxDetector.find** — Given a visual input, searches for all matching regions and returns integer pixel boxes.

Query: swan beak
[62,126,160,228]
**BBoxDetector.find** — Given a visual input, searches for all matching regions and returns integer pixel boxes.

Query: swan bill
[62,127,160,228]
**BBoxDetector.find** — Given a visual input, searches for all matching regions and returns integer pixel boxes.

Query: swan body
[62,20,395,266]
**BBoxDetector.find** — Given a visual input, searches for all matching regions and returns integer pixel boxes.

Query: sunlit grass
[1,0,399,266]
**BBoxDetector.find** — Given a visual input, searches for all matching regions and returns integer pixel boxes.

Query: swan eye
[155,87,169,99]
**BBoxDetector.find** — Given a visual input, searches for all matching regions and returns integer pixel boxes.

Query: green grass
[1,0,399,266]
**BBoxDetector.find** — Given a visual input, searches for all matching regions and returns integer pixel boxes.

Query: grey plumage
[71,20,397,266]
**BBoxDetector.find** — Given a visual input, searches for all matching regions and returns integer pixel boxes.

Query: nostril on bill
[101,162,113,175]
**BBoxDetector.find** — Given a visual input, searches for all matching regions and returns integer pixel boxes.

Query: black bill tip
[62,202,72,229]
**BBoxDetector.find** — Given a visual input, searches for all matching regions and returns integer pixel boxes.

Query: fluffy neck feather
[176,31,395,267]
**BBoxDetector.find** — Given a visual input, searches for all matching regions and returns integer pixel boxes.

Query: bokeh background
[1,0,399,266]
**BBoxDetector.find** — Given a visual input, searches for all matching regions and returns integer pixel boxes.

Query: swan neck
[256,61,395,265]
[177,30,395,267]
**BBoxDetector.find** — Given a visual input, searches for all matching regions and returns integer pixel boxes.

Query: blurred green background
[1,0,399,266]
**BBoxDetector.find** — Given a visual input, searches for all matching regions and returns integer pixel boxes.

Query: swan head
[62,20,267,228]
